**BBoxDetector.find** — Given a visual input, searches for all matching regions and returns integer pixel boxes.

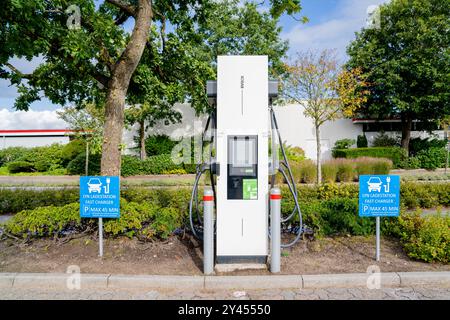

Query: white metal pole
[99,217,103,257]
[376,216,380,261]
[203,188,214,275]
[270,187,281,273]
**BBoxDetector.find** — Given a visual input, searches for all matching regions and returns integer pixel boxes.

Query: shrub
[103,200,182,239]
[161,169,188,175]
[0,144,67,172]
[144,134,178,157]
[282,144,306,162]
[122,187,192,218]
[400,182,450,209]
[121,154,182,176]
[416,147,446,170]
[371,158,393,174]
[333,147,406,168]
[182,163,197,174]
[121,155,143,176]
[61,139,86,165]
[66,152,101,175]
[396,211,450,263]
[319,198,375,236]
[3,182,450,262]
[34,160,52,172]
[299,160,317,183]
[0,147,29,166]
[317,183,358,200]
[335,159,355,182]
[0,188,79,214]
[321,161,338,183]
[372,132,400,147]
[19,144,64,169]
[5,199,186,240]
[7,161,35,173]
[355,160,374,176]
[402,156,421,169]
[409,137,447,157]
[333,139,355,150]
[5,203,82,237]
[357,134,368,148]
[353,157,393,176]
[291,161,303,183]
[143,154,180,174]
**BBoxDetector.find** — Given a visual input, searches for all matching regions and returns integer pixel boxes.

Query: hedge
[2,182,449,215]
[0,141,86,174]
[0,188,80,214]
[4,199,183,240]
[66,153,101,175]
[7,161,35,173]
[333,147,407,168]
[121,154,196,176]
[4,183,449,262]
[384,210,450,263]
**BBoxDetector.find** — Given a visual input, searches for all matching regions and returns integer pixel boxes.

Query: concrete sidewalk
[1,272,449,291]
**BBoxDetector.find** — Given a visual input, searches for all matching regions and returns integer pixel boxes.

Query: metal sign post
[359,175,400,261]
[80,176,120,257]
[99,217,103,257]
[375,216,380,261]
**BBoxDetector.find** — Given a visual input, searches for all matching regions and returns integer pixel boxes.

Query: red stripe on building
[0,129,76,134]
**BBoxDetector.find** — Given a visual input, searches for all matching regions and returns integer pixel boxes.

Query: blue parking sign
[359,175,400,217]
[80,176,120,218]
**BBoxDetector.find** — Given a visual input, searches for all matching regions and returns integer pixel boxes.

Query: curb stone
[204,275,303,290]
[0,273,16,288]
[398,272,450,287]
[302,273,400,289]
[0,272,449,290]
[107,275,204,290]
[12,273,109,289]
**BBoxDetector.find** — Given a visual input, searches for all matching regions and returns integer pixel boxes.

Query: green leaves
[268,0,302,19]
[346,0,450,122]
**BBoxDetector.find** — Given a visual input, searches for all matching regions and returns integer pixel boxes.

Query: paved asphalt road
[1,286,449,300]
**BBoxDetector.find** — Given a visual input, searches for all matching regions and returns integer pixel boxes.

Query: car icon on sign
[367,177,382,192]
[87,178,102,193]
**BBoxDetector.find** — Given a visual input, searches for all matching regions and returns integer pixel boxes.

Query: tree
[346,0,450,154]
[0,0,302,175]
[125,102,182,160]
[283,50,368,184]
[57,103,105,175]
[125,0,298,160]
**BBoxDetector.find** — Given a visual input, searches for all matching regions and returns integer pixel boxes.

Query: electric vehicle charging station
[189,55,304,274]
[216,56,269,264]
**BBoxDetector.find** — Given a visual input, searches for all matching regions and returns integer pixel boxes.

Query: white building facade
[1,104,445,161]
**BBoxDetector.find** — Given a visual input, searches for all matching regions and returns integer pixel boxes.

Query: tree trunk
[400,113,413,155]
[100,0,152,176]
[139,119,146,160]
[315,123,322,184]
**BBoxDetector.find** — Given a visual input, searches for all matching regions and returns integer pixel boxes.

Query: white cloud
[0,108,68,129]
[283,0,389,60]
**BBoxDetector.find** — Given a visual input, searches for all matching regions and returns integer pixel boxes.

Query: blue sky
[0,0,388,122]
